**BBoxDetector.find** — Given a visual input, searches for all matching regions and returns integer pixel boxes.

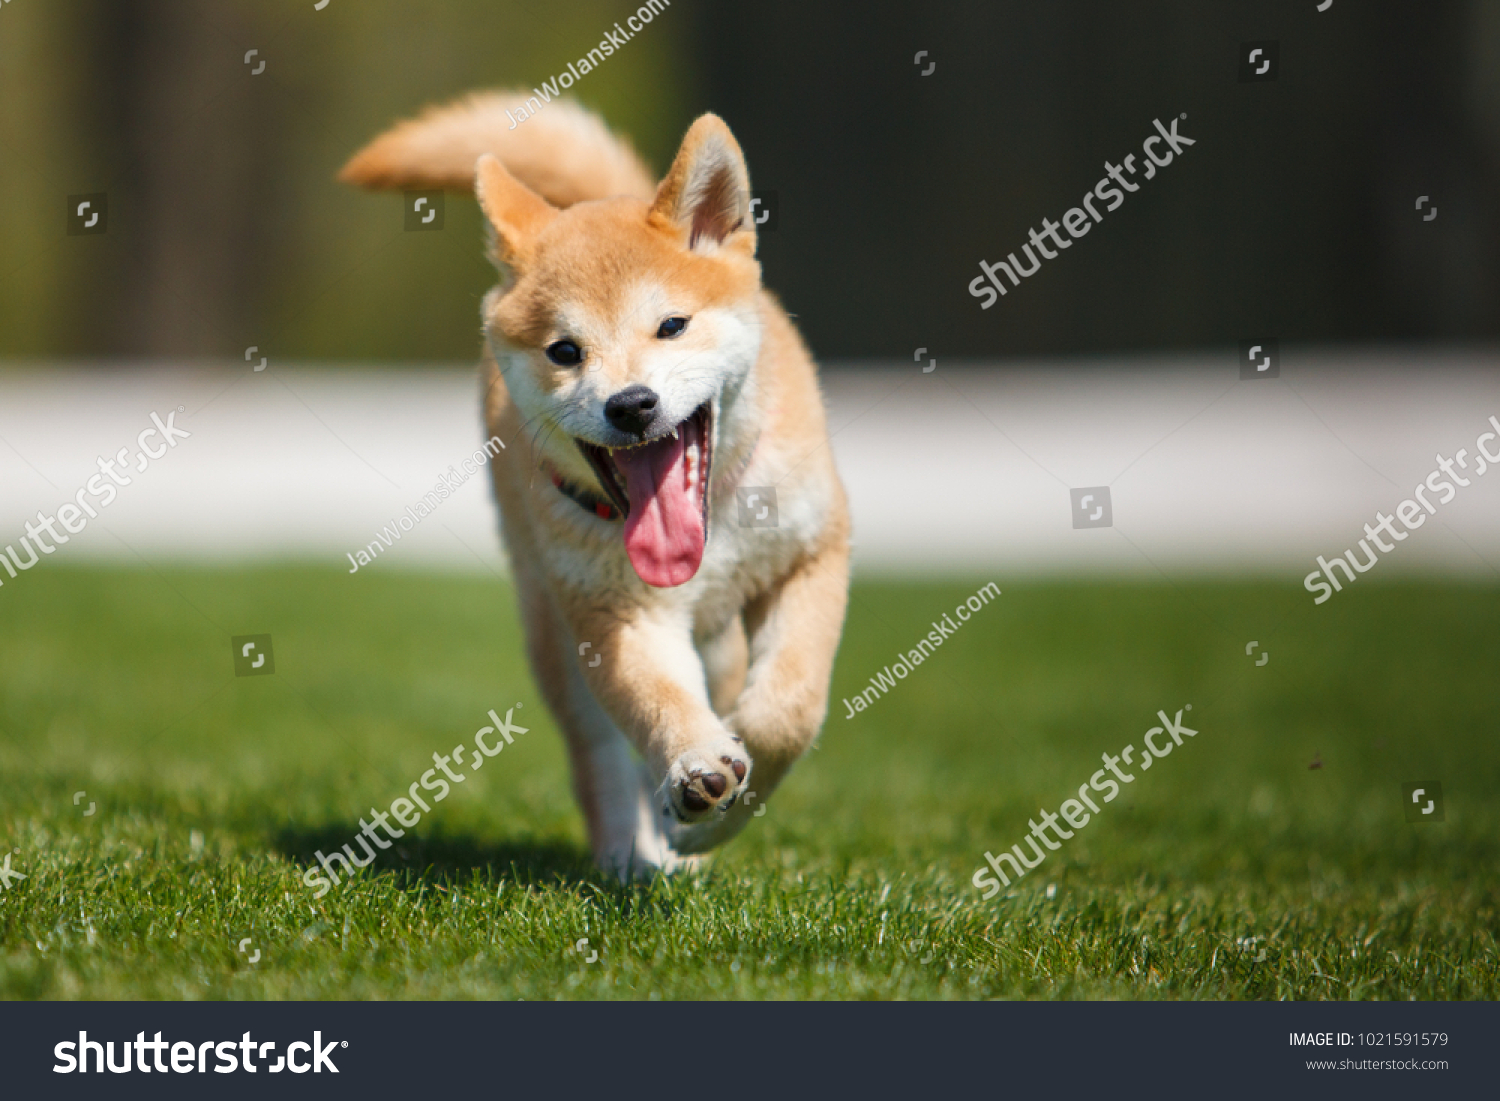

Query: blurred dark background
[2,0,1498,361]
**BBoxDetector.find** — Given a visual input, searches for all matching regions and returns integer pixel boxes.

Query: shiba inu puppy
[341,93,850,876]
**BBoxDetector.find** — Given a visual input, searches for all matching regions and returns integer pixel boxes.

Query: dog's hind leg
[697,615,748,719]
[668,533,850,855]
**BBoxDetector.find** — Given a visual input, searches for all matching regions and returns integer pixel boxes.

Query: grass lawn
[0,566,1496,1000]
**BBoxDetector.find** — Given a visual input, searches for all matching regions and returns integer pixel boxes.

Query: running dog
[341,93,850,876]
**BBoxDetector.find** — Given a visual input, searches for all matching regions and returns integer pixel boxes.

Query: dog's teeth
[671,428,679,440]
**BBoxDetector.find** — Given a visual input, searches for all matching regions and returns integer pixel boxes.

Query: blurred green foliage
[5,0,1500,362]
[0,0,702,361]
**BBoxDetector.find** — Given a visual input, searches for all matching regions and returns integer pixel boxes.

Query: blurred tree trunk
[91,0,271,356]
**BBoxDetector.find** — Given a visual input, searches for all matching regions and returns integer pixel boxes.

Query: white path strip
[0,352,1496,578]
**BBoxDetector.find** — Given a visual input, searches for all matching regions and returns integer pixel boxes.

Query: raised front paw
[660,738,750,824]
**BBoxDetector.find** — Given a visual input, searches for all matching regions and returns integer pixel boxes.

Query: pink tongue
[613,431,705,588]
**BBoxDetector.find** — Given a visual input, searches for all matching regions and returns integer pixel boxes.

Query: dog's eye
[656,316,689,339]
[546,340,584,367]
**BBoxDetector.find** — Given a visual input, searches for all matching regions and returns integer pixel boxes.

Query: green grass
[0,566,1496,999]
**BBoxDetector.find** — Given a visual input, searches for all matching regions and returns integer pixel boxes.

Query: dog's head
[479,115,764,588]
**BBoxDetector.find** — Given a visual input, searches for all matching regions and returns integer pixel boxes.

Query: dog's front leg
[670,536,851,854]
[570,603,750,827]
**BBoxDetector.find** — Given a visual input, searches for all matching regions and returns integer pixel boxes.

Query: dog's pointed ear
[648,114,752,252]
[475,153,557,267]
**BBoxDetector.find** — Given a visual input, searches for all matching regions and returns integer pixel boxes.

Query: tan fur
[344,93,850,876]
[339,92,655,206]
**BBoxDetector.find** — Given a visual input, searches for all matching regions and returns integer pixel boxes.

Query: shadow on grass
[273,824,600,892]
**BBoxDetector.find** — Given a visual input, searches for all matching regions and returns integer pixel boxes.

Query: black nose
[604,385,660,435]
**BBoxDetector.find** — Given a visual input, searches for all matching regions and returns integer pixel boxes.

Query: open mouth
[576,401,713,588]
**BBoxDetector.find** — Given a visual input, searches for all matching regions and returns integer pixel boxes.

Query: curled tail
[338,90,656,207]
